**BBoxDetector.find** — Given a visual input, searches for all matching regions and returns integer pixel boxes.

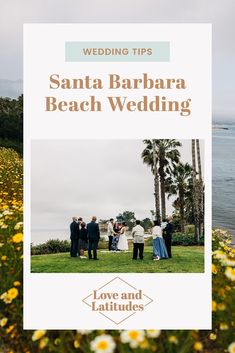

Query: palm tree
[196,139,204,236]
[166,162,193,233]
[142,139,181,221]
[192,139,200,241]
[196,140,202,180]
[142,140,161,223]
[155,140,181,219]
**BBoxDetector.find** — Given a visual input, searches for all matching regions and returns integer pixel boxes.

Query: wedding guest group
[69,215,174,260]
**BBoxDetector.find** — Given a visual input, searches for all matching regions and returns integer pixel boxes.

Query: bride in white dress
[117,222,129,251]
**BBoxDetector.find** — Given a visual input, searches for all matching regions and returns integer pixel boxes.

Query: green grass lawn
[31,246,204,273]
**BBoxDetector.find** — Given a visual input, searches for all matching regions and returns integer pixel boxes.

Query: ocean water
[213,123,235,235]
[31,229,70,245]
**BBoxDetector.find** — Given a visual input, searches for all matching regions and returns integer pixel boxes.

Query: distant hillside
[0,79,23,99]
[0,95,23,155]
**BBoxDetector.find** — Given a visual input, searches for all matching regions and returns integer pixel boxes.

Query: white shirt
[131,224,145,243]
[161,221,167,230]
[107,222,115,236]
[152,225,163,239]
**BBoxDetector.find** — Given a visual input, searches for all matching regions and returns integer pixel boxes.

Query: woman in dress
[152,220,168,260]
[111,222,120,251]
[79,222,88,258]
[117,222,129,251]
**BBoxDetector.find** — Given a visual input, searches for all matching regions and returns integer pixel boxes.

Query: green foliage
[116,211,136,230]
[0,95,23,156]
[172,233,204,246]
[171,215,181,232]
[184,224,195,234]
[31,239,70,255]
[141,217,152,231]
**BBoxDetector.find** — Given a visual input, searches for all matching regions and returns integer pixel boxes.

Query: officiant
[70,217,79,257]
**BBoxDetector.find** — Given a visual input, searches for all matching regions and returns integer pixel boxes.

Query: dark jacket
[87,221,100,241]
[70,221,79,240]
[79,228,88,242]
[164,222,174,238]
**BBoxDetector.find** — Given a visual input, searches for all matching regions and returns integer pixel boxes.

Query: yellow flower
[90,334,116,353]
[139,339,149,349]
[0,317,8,327]
[225,267,235,281]
[217,303,226,311]
[13,281,21,287]
[212,300,217,311]
[1,255,7,261]
[209,333,216,340]
[6,325,15,334]
[220,323,229,330]
[194,341,203,351]
[120,330,145,348]
[74,340,80,348]
[39,337,49,349]
[0,288,18,304]
[7,288,18,300]
[228,342,235,353]
[212,264,217,274]
[146,330,161,338]
[32,330,46,341]
[168,335,178,344]
[12,233,23,243]
[0,292,10,304]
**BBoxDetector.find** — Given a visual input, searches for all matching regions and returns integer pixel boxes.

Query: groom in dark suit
[70,217,79,257]
[87,216,100,260]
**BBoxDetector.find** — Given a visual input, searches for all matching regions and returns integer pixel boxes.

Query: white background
[24,24,211,329]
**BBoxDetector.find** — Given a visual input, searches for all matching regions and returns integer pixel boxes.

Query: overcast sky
[0,0,235,119]
[31,139,204,231]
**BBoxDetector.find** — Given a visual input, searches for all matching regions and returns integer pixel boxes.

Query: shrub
[31,239,70,255]
[184,224,195,235]
[145,233,204,246]
[172,233,204,246]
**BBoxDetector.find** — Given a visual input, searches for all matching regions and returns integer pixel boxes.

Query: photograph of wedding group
[30,139,205,273]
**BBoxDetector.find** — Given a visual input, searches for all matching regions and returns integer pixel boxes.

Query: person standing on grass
[77,217,83,255]
[117,222,129,251]
[163,216,174,258]
[107,218,116,251]
[70,217,79,257]
[79,221,88,258]
[152,220,168,260]
[87,216,100,260]
[131,220,145,260]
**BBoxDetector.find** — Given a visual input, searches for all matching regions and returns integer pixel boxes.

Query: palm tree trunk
[196,140,202,180]
[159,156,166,220]
[192,139,200,241]
[196,139,203,236]
[153,140,161,223]
[179,187,185,233]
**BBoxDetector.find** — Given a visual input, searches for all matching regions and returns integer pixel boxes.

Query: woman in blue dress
[152,220,169,260]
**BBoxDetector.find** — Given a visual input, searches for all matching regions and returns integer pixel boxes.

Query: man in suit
[107,218,115,251]
[87,216,100,260]
[163,216,174,258]
[131,220,145,260]
[70,217,79,257]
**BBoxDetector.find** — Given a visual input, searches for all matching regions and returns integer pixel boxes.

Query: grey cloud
[31,139,203,234]
[1,0,235,118]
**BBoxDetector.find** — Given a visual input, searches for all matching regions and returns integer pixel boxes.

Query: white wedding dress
[117,227,129,251]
